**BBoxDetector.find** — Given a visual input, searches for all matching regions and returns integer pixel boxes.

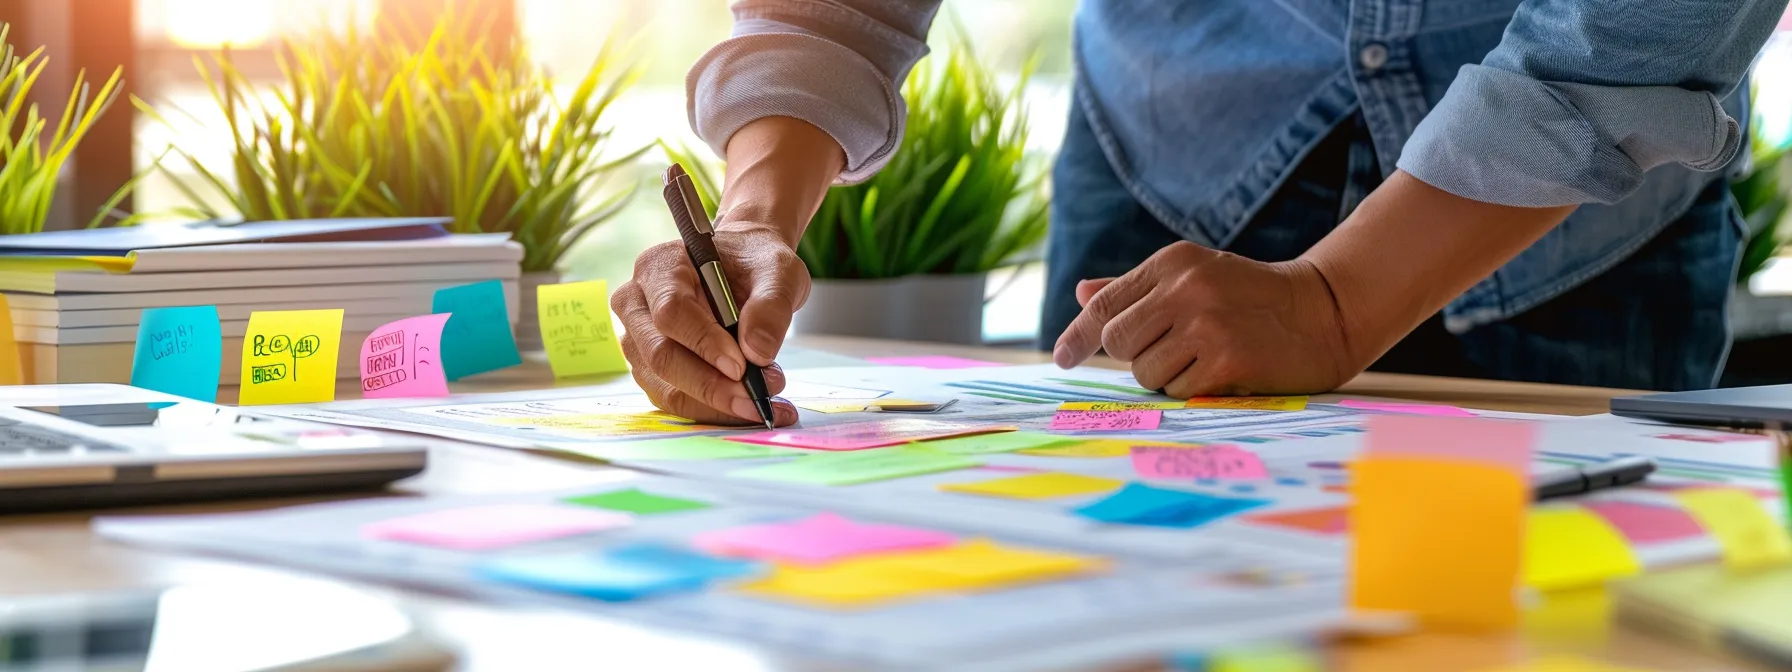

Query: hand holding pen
[606,163,803,428]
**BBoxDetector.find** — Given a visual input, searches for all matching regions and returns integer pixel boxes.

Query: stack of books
[0,218,522,384]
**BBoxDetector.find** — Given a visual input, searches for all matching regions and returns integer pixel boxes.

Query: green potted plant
[668,44,1049,344]
[138,11,647,349]
[0,23,142,232]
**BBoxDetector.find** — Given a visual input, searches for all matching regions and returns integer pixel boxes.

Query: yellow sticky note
[940,473,1125,500]
[1350,456,1526,629]
[1059,400,1186,411]
[874,538,1103,590]
[1017,439,1194,458]
[1523,508,1641,591]
[238,309,343,406]
[538,280,628,379]
[0,293,20,385]
[1184,396,1308,411]
[737,561,938,609]
[1471,654,1653,672]
[1672,488,1792,570]
[1212,646,1322,672]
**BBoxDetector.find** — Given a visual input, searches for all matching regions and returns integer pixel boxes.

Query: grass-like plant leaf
[139,9,645,271]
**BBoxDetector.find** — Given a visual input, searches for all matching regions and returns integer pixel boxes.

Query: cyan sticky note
[432,280,522,380]
[476,543,761,601]
[1073,483,1269,528]
[130,306,222,402]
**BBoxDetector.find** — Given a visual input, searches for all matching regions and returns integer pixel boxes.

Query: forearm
[719,117,846,247]
[1300,170,1575,366]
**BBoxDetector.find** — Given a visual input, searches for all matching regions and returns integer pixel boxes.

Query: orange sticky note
[0,294,20,385]
[1351,457,1528,629]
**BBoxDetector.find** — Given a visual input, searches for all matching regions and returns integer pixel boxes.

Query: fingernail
[731,397,761,422]
[1052,345,1074,369]
[714,354,743,380]
[747,329,779,361]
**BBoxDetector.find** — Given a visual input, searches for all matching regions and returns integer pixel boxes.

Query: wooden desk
[0,336,1761,671]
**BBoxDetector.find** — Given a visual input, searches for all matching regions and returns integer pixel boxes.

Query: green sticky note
[730,446,981,486]
[563,488,713,515]
[567,436,804,461]
[433,280,523,381]
[914,431,1076,455]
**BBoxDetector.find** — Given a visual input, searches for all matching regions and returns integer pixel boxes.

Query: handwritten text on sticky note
[538,280,628,379]
[1049,410,1161,431]
[433,280,522,381]
[239,309,343,405]
[1183,396,1308,411]
[1059,401,1185,411]
[131,305,222,402]
[360,314,451,399]
[1130,444,1268,480]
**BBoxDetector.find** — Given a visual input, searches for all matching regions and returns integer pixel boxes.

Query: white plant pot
[515,269,560,352]
[792,273,987,345]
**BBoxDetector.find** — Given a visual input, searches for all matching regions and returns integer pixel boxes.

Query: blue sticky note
[476,544,760,602]
[129,306,222,402]
[1073,483,1269,529]
[432,280,522,380]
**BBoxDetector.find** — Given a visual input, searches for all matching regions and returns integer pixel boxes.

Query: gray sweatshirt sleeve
[687,0,943,183]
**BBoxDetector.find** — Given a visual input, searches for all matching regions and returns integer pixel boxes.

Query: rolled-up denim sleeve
[687,1,942,183]
[1397,0,1788,207]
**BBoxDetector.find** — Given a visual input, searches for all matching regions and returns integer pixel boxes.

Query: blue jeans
[1039,99,1743,391]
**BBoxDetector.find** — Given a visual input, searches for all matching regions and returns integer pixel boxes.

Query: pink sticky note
[1131,444,1269,480]
[360,313,452,399]
[362,504,631,550]
[1050,410,1162,431]
[1363,415,1535,475]
[865,355,1006,369]
[1582,500,1707,544]
[1339,399,1478,418]
[691,513,956,564]
[728,419,1012,451]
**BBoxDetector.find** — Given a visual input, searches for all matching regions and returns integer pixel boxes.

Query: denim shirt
[688,0,1785,332]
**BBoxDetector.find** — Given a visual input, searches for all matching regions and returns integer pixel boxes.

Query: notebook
[0,217,450,257]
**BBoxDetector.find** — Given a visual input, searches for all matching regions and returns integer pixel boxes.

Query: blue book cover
[0,217,453,256]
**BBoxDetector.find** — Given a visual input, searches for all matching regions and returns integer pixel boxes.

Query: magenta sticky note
[864,355,1006,369]
[362,504,631,550]
[1131,444,1268,480]
[1339,399,1478,417]
[1049,410,1162,431]
[1582,500,1707,544]
[360,313,452,399]
[728,418,1012,451]
[1362,415,1535,475]
[691,513,955,564]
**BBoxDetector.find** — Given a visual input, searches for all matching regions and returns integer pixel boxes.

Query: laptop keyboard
[0,422,128,456]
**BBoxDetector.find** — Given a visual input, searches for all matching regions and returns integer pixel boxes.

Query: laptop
[0,384,427,512]
[1610,384,1792,429]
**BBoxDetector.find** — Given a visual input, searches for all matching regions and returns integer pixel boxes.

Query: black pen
[1532,455,1657,501]
[662,164,776,429]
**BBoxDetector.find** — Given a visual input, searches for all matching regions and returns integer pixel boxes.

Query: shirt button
[1359,43,1389,71]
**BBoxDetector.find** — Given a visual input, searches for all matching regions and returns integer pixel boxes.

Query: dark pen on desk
[1532,455,1656,501]
[662,163,777,429]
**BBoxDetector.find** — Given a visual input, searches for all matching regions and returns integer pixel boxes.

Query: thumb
[1076,278,1115,307]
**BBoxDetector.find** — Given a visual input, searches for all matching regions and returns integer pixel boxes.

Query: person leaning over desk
[612,0,1788,427]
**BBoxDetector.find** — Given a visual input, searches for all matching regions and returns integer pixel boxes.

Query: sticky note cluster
[478,543,760,602]
[1130,444,1268,480]
[1050,410,1161,431]
[1350,415,1534,629]
[739,538,1103,608]
[537,280,629,379]
[1074,483,1269,528]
